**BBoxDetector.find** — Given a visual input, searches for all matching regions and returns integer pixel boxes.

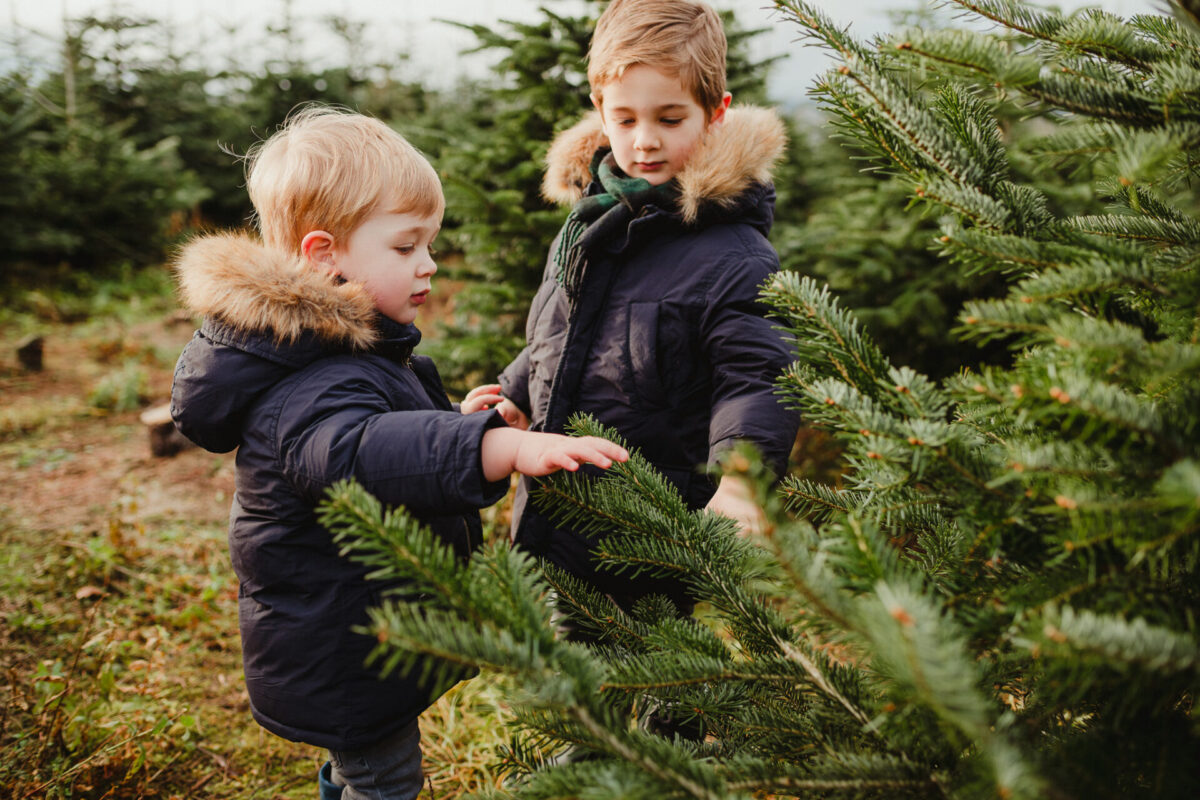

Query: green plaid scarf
[552,150,679,305]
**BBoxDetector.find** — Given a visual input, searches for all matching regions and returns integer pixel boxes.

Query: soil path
[0,314,234,536]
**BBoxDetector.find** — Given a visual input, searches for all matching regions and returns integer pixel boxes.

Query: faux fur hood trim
[542,105,787,224]
[173,232,379,349]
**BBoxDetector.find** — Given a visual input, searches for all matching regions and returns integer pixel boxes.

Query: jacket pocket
[628,301,705,408]
[628,301,664,405]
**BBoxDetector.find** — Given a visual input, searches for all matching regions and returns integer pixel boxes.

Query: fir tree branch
[1068,213,1200,246]
[589,547,690,578]
[781,478,857,518]
[818,78,924,179]
[776,638,875,729]
[725,775,940,794]
[569,705,725,800]
[949,0,1063,41]
[1022,81,1166,126]
[912,179,1008,231]
[540,566,647,650]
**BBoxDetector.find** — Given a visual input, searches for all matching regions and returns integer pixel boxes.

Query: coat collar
[541,105,787,225]
[174,232,381,350]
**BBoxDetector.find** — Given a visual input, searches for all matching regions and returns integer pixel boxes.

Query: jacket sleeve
[498,347,532,416]
[699,251,800,479]
[274,371,511,514]
[499,249,566,417]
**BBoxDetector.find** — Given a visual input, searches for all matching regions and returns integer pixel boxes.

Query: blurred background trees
[2,0,970,382]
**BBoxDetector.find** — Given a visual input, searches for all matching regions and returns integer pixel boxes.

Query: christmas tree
[321,1,1200,797]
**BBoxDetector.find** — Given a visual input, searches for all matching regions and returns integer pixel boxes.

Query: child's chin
[640,172,673,185]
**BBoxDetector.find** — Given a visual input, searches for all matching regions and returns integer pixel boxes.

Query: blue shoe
[318,761,343,800]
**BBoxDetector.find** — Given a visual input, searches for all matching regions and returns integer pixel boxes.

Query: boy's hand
[481,428,627,481]
[512,432,628,477]
[705,476,765,537]
[496,398,530,430]
[461,384,504,415]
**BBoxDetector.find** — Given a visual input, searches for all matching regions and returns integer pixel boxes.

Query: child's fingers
[569,439,627,469]
[461,388,505,414]
[465,383,502,400]
[547,452,580,472]
[582,451,612,469]
[474,393,504,408]
[581,437,629,464]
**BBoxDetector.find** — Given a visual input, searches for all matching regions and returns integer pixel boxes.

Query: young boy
[169,106,626,800]
[489,0,799,619]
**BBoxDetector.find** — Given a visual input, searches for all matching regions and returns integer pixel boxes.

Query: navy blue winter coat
[169,233,508,751]
[499,107,800,598]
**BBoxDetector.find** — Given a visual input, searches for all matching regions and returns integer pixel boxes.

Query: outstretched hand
[480,427,628,482]
[512,432,628,477]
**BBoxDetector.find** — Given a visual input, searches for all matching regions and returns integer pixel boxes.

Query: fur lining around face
[542,105,787,224]
[173,232,379,349]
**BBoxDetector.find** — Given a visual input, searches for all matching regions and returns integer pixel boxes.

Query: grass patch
[1,499,515,798]
[87,363,151,412]
[0,396,92,440]
[0,265,178,328]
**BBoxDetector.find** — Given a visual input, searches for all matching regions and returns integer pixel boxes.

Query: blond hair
[588,0,728,112]
[245,105,444,253]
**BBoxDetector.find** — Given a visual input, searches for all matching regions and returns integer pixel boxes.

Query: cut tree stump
[140,403,194,458]
[16,335,44,371]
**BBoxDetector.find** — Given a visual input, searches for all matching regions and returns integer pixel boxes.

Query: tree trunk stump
[16,335,44,372]
[140,403,194,458]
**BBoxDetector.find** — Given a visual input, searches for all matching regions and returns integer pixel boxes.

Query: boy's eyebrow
[392,225,441,238]
[607,102,691,113]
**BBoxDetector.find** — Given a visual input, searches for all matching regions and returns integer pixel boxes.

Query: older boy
[169,106,626,800]
[490,0,799,621]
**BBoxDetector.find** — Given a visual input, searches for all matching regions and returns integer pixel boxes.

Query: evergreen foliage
[0,19,202,288]
[321,2,1200,798]
[1,11,435,293]
[773,123,1014,379]
[422,6,597,391]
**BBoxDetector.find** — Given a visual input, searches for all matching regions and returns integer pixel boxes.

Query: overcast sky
[6,0,1161,105]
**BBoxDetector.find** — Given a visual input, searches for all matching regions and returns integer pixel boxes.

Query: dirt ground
[0,313,236,536]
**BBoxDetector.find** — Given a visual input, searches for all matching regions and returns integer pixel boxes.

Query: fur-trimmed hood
[542,105,787,223]
[174,231,380,350]
[170,232,417,454]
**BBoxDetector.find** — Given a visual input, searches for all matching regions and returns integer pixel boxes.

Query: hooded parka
[170,233,509,751]
[498,106,800,597]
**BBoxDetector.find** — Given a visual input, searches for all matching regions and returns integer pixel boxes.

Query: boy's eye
[427,244,438,256]
[661,118,682,126]
[395,245,416,255]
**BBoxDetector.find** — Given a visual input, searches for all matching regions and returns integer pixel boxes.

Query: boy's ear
[590,93,607,133]
[301,230,337,271]
[709,92,733,128]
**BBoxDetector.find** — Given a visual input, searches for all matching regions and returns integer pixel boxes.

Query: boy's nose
[633,126,659,151]
[419,253,437,277]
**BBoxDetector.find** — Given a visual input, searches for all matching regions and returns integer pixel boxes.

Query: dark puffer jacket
[170,233,508,751]
[498,107,800,597]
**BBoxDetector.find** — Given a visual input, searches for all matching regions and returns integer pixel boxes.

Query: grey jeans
[327,719,424,800]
